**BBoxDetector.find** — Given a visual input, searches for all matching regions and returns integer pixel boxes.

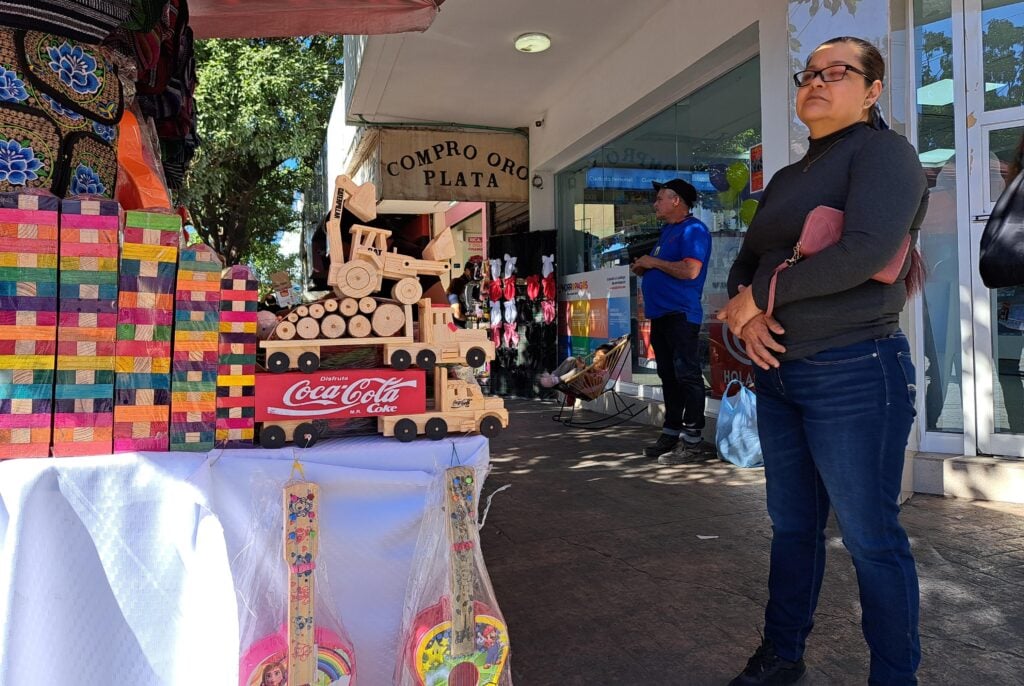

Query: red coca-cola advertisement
[255,369,426,421]
[708,322,754,399]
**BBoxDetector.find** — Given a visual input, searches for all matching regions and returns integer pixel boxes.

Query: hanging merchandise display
[486,232,558,397]
[0,27,122,197]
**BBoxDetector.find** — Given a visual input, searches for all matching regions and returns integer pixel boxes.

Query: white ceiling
[348,0,672,129]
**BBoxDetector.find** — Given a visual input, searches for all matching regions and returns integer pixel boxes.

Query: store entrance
[915,0,1024,457]
[965,0,1024,456]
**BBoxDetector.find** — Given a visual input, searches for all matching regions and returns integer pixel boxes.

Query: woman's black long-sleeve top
[726,121,929,360]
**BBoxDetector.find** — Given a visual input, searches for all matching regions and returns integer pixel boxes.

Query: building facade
[339,0,1024,501]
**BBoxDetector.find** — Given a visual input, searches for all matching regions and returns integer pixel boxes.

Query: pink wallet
[765,205,911,316]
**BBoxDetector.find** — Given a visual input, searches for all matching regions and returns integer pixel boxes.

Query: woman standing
[718,37,928,685]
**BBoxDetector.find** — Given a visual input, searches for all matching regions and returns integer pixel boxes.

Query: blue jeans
[753,332,920,685]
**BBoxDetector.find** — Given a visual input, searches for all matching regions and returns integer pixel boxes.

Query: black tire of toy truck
[465,347,486,368]
[394,418,418,442]
[268,351,291,373]
[424,417,448,440]
[479,415,502,438]
[390,349,412,370]
[260,425,287,449]
[297,351,320,373]
[416,349,437,370]
[294,422,319,448]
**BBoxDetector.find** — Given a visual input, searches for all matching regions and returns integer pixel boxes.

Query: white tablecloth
[0,435,490,686]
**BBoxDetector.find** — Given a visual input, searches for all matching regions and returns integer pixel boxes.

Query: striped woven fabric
[0,193,58,459]
[113,210,179,452]
[170,243,222,452]
[53,198,120,457]
[216,264,257,448]
[0,1,132,44]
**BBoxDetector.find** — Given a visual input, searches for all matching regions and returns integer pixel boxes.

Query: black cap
[652,178,698,207]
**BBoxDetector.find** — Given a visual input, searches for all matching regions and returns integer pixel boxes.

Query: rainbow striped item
[216,264,257,448]
[113,211,180,452]
[0,193,58,459]
[170,243,223,451]
[53,198,121,457]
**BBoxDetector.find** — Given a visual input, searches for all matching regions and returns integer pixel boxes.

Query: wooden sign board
[378,129,529,203]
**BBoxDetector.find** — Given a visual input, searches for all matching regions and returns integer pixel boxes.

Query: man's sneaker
[643,433,678,457]
[658,441,707,465]
[728,639,806,685]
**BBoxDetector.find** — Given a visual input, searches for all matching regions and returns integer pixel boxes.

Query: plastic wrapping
[170,243,223,451]
[112,209,180,452]
[115,107,172,211]
[236,473,356,686]
[0,192,58,459]
[396,464,512,686]
[52,197,121,456]
[217,264,258,447]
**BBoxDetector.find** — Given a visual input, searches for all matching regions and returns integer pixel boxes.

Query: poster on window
[708,322,754,398]
[558,266,632,382]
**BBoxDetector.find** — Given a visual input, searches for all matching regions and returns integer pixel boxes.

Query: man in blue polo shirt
[631,178,711,463]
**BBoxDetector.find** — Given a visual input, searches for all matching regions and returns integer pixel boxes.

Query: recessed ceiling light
[515,32,551,54]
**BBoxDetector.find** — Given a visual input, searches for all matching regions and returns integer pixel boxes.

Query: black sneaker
[643,433,679,457]
[728,639,806,685]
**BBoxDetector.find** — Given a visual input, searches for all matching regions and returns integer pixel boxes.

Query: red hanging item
[502,277,515,301]
[525,274,541,300]
[487,278,503,302]
[542,273,556,301]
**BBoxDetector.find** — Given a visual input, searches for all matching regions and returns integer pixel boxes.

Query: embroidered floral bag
[0,27,121,197]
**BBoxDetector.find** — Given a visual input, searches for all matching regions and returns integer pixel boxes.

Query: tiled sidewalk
[481,399,1024,685]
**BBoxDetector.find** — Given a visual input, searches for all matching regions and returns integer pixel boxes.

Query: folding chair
[551,335,647,428]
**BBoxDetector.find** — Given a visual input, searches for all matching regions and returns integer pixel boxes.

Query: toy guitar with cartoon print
[405,466,510,686]
[239,482,356,686]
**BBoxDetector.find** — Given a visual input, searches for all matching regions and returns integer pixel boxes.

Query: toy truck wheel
[466,346,486,368]
[479,415,502,438]
[392,277,423,304]
[424,417,448,440]
[267,351,291,373]
[390,349,412,370]
[260,425,287,449]
[294,422,319,448]
[394,418,418,443]
[336,262,375,298]
[416,349,436,370]
[297,351,320,373]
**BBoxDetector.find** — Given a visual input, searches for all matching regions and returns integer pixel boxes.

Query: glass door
[965,0,1024,456]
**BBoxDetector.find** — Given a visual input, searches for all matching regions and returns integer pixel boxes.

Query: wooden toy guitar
[405,467,510,685]
[239,482,355,686]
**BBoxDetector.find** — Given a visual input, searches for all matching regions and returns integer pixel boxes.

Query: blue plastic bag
[716,379,763,468]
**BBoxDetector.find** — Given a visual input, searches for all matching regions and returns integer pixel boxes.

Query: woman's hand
[740,314,786,370]
[716,285,762,336]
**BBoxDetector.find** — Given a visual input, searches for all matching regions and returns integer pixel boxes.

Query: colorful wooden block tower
[53,198,121,457]
[170,243,222,451]
[216,264,258,448]
[0,193,58,459]
[113,210,180,452]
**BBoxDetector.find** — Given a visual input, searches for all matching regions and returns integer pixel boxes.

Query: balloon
[709,165,730,192]
[739,199,759,226]
[717,188,738,208]
[726,161,750,192]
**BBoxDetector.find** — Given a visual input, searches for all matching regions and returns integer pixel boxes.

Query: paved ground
[480,399,1024,685]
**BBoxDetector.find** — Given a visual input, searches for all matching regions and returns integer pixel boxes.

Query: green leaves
[179,36,343,268]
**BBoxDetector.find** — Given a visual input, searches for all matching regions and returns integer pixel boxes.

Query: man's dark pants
[649,312,704,436]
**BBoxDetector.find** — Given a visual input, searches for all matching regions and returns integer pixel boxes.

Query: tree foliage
[179,37,343,266]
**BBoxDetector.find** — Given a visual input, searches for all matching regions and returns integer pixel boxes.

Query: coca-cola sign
[255,370,425,421]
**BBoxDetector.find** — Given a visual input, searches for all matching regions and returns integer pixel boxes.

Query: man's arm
[631,255,702,279]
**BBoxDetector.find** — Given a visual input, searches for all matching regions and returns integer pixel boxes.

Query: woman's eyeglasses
[793,64,872,88]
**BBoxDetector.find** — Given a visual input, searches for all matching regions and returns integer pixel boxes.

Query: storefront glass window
[556,58,761,396]
[914,0,964,433]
